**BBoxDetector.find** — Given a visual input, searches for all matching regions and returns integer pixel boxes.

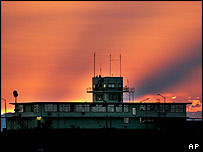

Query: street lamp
[157,94,166,104]
[1,98,7,129]
[157,94,166,132]
[157,93,166,113]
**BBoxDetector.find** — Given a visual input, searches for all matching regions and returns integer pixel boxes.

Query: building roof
[9,102,192,105]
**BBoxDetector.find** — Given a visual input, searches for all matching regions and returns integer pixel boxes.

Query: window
[31,104,39,112]
[103,84,106,88]
[44,104,57,112]
[178,105,184,112]
[156,105,170,112]
[96,94,103,101]
[124,118,129,124]
[132,108,136,115]
[18,105,24,113]
[118,83,122,91]
[107,105,114,112]
[140,105,154,111]
[108,83,115,89]
[156,105,164,112]
[59,104,70,112]
[171,105,184,113]
[93,84,96,88]
[164,105,170,112]
[109,94,117,101]
[76,104,90,112]
[140,105,146,111]
[92,104,106,112]
[147,105,154,111]
[124,105,129,112]
[116,105,122,112]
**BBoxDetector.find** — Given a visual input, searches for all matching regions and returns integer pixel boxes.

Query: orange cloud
[187,100,202,113]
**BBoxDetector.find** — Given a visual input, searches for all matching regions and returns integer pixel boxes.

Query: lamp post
[140,98,151,129]
[157,94,166,114]
[1,98,7,129]
[157,94,166,104]
[157,94,166,132]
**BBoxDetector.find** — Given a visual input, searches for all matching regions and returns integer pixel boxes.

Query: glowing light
[37,117,42,120]
[172,96,176,99]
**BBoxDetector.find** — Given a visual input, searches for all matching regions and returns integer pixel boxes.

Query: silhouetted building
[6,75,190,131]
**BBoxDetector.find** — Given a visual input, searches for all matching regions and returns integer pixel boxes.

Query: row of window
[93,83,122,89]
[140,105,154,111]
[171,105,184,112]
[74,104,129,113]
[96,94,121,101]
[124,117,154,124]
[18,104,184,113]
[139,105,184,113]
[18,104,129,113]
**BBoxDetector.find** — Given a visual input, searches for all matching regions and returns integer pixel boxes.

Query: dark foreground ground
[1,121,202,152]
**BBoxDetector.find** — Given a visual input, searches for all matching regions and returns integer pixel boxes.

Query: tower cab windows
[96,94,103,101]
[118,83,122,91]
[103,83,106,88]
[109,94,117,101]
[89,76,123,103]
[18,105,25,113]
[108,83,115,89]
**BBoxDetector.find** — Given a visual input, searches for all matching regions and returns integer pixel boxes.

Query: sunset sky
[1,1,202,117]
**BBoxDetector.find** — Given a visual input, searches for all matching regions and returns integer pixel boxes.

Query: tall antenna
[94,53,95,77]
[120,54,121,77]
[110,54,111,77]
[100,66,102,76]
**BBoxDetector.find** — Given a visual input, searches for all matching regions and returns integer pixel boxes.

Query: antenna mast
[100,66,102,76]
[94,53,95,77]
[120,54,121,77]
[110,54,111,77]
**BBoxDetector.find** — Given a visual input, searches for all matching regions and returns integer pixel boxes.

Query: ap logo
[189,144,199,150]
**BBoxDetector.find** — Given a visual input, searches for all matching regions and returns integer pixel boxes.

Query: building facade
[6,75,190,131]
[6,102,189,130]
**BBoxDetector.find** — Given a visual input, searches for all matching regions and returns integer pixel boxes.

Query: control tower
[87,76,124,103]
[87,54,134,103]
